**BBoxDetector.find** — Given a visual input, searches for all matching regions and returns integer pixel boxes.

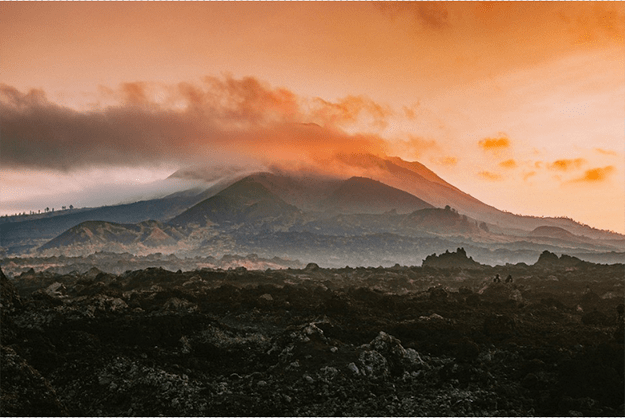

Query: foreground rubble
[1,262,623,416]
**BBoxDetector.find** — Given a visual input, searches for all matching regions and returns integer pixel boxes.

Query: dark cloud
[0,77,393,172]
[1,84,205,170]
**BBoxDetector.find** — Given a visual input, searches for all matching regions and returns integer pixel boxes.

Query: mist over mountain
[3,154,624,266]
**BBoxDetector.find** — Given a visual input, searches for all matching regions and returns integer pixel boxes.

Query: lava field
[1,261,624,416]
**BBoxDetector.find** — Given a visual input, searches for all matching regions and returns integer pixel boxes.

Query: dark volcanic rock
[1,267,22,313]
[483,314,516,337]
[534,250,585,268]
[479,282,523,304]
[1,346,68,416]
[1,262,623,416]
[581,309,611,326]
[423,247,483,269]
[1,267,23,344]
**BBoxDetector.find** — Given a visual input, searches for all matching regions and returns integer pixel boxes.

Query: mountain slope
[530,226,583,241]
[333,153,623,241]
[402,207,480,236]
[242,172,342,212]
[333,153,501,218]
[166,155,624,242]
[319,177,433,214]
[170,177,304,229]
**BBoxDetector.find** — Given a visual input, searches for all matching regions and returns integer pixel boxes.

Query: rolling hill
[38,220,187,256]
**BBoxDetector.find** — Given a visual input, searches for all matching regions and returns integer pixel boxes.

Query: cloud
[523,171,537,181]
[387,136,440,160]
[308,95,393,130]
[478,135,510,151]
[595,147,618,156]
[548,158,586,171]
[0,77,396,172]
[499,159,517,169]
[572,166,615,183]
[377,2,450,29]
[435,156,458,167]
[121,82,150,106]
[478,171,503,181]
[402,104,419,120]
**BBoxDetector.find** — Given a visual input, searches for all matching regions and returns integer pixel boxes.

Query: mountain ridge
[3,154,624,266]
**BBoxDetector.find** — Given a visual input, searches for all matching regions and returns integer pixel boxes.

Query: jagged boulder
[358,349,390,378]
[304,263,320,272]
[359,331,426,378]
[423,248,483,269]
[534,250,584,268]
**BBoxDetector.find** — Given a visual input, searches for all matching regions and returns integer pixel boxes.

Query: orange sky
[1,2,624,233]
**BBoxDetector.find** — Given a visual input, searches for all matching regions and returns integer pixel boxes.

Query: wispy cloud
[499,159,517,169]
[595,147,618,156]
[571,166,615,183]
[548,158,586,171]
[478,135,510,151]
[523,171,537,181]
[478,171,503,181]
[434,156,458,167]
[387,136,440,160]
[309,95,393,130]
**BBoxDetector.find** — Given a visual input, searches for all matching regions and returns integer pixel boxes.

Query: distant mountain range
[2,153,624,266]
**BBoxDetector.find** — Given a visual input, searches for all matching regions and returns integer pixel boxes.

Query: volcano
[4,153,623,265]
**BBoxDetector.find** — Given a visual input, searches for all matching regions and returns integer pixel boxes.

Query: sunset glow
[1,2,623,233]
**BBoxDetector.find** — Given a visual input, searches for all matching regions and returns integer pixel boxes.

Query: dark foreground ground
[1,262,624,416]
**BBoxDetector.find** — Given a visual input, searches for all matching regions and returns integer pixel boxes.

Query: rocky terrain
[1,251,623,416]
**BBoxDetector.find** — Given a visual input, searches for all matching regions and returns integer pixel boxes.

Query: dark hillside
[170,178,303,229]
[320,177,433,214]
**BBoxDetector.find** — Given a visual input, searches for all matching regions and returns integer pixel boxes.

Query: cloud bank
[0,78,399,173]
